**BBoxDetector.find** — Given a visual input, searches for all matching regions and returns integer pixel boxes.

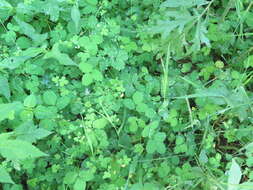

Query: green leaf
[44,44,77,66]
[35,106,58,119]
[15,17,48,44]
[0,102,22,122]
[0,47,46,69]
[86,0,98,6]
[82,73,93,86]
[71,5,80,31]
[0,166,14,184]
[64,172,78,185]
[142,121,159,138]
[93,118,108,129]
[161,0,208,7]
[0,1,13,21]
[132,91,144,104]
[56,96,71,110]
[0,139,47,161]
[0,76,10,100]
[24,94,37,108]
[43,90,57,105]
[74,178,86,190]
[79,62,93,73]
[151,10,195,39]
[15,121,52,143]
[228,159,242,190]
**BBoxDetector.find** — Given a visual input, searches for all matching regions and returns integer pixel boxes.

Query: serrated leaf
[228,159,242,190]
[0,166,14,184]
[71,5,80,31]
[0,139,47,161]
[0,76,10,100]
[151,10,194,39]
[15,121,52,143]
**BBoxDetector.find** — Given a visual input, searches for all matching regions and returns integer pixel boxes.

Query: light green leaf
[64,172,78,185]
[79,62,93,73]
[0,139,47,161]
[35,106,58,119]
[15,121,52,143]
[238,182,253,190]
[228,159,242,190]
[82,73,93,86]
[0,166,14,184]
[0,76,10,100]
[0,102,22,122]
[161,0,207,7]
[43,90,57,105]
[93,118,108,129]
[74,178,86,190]
[44,44,77,66]
[132,91,144,104]
[0,0,13,21]
[142,121,159,138]
[71,5,80,31]
[15,17,48,44]
[24,94,37,108]
[0,47,46,69]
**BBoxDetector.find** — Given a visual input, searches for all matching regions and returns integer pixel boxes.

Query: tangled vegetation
[1,0,253,189]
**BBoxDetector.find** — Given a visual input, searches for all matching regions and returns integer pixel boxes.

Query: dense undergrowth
[1,0,253,189]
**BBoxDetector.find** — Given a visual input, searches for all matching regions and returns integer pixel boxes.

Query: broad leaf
[15,17,48,44]
[44,44,77,66]
[0,76,10,100]
[0,139,47,161]
[228,159,242,190]
[71,5,80,31]
[0,166,14,184]
[161,0,208,7]
[0,0,13,21]
[15,121,52,143]
[0,102,22,122]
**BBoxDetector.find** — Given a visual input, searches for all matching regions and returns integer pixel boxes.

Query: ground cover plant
[1,0,253,189]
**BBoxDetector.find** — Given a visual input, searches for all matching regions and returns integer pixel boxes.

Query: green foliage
[1,0,253,189]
